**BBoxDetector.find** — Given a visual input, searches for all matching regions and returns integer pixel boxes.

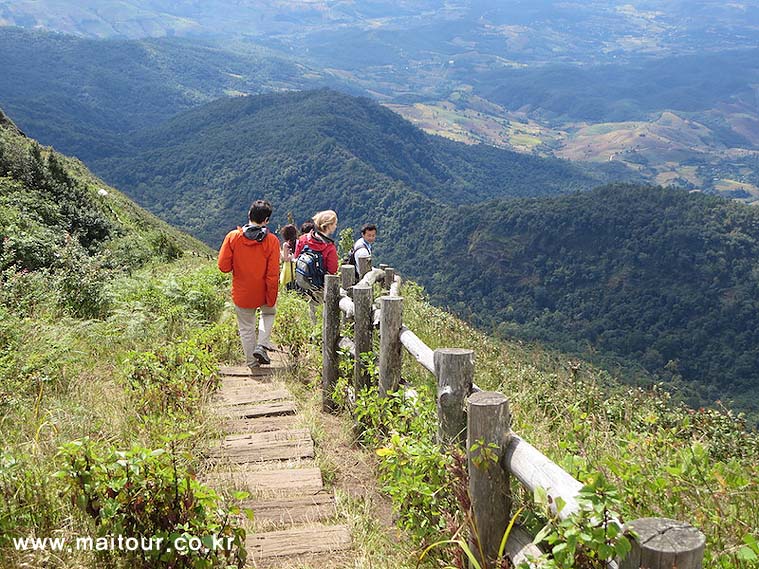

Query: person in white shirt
[350,223,377,276]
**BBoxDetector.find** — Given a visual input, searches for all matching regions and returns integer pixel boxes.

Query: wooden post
[434,348,473,445]
[353,284,373,392]
[619,518,705,569]
[467,391,511,569]
[378,296,402,397]
[383,267,395,291]
[357,256,372,279]
[322,274,341,413]
[340,265,356,298]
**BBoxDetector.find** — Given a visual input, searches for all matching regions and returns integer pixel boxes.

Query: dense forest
[419,184,759,420]
[92,89,603,245]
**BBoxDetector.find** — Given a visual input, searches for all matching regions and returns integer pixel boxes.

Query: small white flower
[97,188,108,197]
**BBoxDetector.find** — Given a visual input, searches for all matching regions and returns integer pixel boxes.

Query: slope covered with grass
[0,109,250,567]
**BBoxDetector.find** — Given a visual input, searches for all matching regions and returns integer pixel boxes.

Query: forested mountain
[85,87,759,419]
[420,184,759,420]
[0,27,349,162]
[92,89,603,246]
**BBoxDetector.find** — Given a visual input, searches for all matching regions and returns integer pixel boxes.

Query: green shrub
[56,438,246,569]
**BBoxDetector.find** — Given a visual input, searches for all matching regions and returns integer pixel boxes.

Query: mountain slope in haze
[421,184,759,421]
[92,89,603,247]
[0,26,350,162]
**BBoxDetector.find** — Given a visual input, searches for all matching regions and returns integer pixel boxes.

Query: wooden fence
[320,261,706,569]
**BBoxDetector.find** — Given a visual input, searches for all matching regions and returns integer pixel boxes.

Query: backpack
[343,242,369,271]
[295,246,326,290]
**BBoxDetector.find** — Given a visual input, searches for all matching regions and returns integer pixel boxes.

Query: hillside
[0,107,209,284]
[0,26,349,161]
[418,184,759,421]
[91,89,603,247]
[0,106,253,567]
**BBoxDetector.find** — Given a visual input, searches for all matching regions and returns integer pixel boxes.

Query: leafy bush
[122,335,220,420]
[56,238,112,319]
[56,438,246,569]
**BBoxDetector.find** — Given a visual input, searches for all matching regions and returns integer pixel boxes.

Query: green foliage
[525,474,632,569]
[0,451,64,547]
[422,184,759,422]
[55,438,246,568]
[354,385,453,539]
[56,237,113,319]
[338,226,355,263]
[121,334,220,420]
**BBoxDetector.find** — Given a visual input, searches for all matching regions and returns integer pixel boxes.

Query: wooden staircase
[207,355,351,567]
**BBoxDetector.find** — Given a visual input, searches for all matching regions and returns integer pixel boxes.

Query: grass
[0,257,242,567]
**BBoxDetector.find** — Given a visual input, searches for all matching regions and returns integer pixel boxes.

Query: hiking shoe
[253,345,271,365]
[248,362,260,374]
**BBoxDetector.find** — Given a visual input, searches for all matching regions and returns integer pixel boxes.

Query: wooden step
[210,429,314,463]
[247,524,351,560]
[220,429,309,444]
[215,389,290,408]
[207,467,324,495]
[217,400,297,420]
[220,359,285,377]
[247,492,335,527]
[225,414,300,434]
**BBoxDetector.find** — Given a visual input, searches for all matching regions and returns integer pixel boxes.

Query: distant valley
[3,4,759,421]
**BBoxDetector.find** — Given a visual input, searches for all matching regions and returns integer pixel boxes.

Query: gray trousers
[234,304,276,368]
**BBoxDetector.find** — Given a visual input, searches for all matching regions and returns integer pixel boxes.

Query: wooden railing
[319,262,706,569]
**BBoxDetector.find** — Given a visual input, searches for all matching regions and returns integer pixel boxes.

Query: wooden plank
[224,414,299,434]
[207,467,324,495]
[215,388,290,407]
[217,401,296,420]
[221,428,310,445]
[219,365,274,378]
[400,325,434,374]
[247,525,351,559]
[210,433,314,464]
[247,492,335,526]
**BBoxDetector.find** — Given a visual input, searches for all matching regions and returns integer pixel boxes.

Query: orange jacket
[218,225,280,309]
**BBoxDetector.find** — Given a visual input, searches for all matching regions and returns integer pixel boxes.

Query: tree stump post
[434,348,474,445]
[322,274,341,413]
[352,284,373,392]
[357,256,372,279]
[467,391,511,569]
[378,296,403,397]
[383,267,396,291]
[340,265,356,298]
[618,518,705,569]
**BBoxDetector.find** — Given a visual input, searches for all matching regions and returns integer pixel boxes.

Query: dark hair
[280,223,297,250]
[361,223,377,235]
[300,220,315,235]
[248,200,272,223]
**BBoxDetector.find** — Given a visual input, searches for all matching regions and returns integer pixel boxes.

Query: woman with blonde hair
[293,210,339,321]
[293,210,339,275]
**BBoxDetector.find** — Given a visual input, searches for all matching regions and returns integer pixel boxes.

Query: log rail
[319,260,705,569]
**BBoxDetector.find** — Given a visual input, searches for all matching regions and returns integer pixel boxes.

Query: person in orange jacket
[218,199,280,372]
